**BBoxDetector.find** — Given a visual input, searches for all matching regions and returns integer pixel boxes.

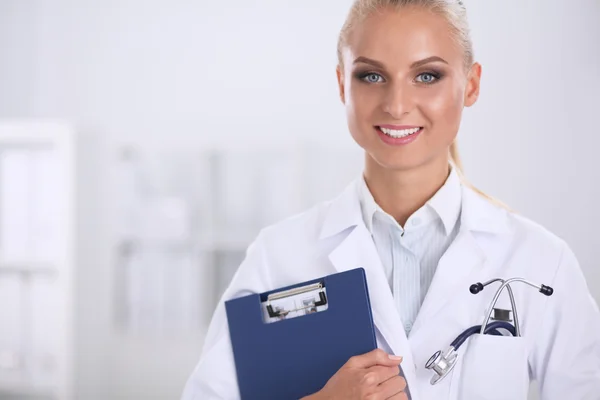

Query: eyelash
[356,71,444,85]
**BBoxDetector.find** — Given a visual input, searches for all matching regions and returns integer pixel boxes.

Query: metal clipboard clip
[265,282,328,318]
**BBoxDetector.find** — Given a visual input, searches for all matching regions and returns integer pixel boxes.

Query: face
[337,6,481,171]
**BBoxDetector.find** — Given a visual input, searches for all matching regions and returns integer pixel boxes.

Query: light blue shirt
[358,168,462,336]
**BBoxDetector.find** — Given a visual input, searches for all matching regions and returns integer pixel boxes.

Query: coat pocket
[456,334,529,400]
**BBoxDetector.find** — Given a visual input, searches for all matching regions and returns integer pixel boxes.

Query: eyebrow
[353,55,449,69]
[411,56,449,69]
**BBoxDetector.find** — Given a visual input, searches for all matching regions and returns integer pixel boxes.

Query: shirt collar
[357,166,462,236]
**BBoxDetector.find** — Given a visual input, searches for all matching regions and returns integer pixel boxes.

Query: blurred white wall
[0,1,598,399]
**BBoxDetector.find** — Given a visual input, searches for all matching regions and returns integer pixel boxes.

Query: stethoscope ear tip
[540,285,554,296]
[469,282,483,294]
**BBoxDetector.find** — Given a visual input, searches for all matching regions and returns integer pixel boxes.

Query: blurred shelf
[116,239,196,253]
[199,232,255,252]
[116,233,255,254]
[0,263,57,275]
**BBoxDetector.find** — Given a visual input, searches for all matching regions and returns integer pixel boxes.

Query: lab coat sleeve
[180,231,273,400]
[530,242,600,400]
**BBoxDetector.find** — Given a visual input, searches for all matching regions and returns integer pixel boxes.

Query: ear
[336,65,346,105]
[464,62,482,107]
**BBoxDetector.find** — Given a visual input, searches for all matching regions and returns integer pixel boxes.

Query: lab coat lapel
[410,186,514,338]
[328,223,411,358]
[328,224,421,398]
[410,229,485,337]
[320,179,420,397]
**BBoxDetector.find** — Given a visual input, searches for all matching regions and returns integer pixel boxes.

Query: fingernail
[388,355,402,361]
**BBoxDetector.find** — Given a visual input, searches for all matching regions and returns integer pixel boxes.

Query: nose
[382,83,414,118]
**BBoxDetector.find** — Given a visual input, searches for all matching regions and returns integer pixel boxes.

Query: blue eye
[415,72,440,84]
[361,73,384,83]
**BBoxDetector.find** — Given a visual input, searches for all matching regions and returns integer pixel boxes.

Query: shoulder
[476,188,581,285]
[255,177,360,250]
[463,185,569,253]
[255,197,337,252]
[242,179,361,282]
[462,186,575,276]
[507,211,587,290]
[508,212,567,254]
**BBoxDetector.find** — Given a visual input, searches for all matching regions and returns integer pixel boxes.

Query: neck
[363,155,451,227]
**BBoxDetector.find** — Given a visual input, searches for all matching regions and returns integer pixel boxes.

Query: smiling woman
[336,0,511,217]
[180,1,600,399]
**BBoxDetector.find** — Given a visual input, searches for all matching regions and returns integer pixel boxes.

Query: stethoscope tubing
[450,321,517,349]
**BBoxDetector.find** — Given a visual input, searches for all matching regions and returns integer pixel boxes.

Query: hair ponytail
[450,140,512,211]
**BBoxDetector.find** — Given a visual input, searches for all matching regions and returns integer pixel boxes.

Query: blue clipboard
[225,268,378,400]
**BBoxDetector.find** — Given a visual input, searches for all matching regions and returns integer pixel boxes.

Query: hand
[306,348,408,400]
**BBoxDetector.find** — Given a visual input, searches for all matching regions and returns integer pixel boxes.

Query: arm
[530,242,600,400]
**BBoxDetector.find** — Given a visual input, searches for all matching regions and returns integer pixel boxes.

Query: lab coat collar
[357,166,462,236]
[319,180,364,240]
[459,180,512,235]
[319,175,512,240]
[427,167,462,236]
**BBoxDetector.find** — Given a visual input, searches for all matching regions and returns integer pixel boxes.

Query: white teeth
[380,127,421,138]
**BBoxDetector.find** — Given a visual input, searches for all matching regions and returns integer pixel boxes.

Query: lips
[375,125,423,146]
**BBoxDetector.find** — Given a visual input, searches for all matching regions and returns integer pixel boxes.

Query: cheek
[420,82,464,128]
[346,83,378,127]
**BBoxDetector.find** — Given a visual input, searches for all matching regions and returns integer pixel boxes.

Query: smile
[378,126,423,138]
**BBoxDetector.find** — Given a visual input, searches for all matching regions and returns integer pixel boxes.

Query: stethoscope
[424,277,554,385]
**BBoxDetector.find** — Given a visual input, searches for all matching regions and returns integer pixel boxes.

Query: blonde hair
[337,0,473,69]
[338,0,511,211]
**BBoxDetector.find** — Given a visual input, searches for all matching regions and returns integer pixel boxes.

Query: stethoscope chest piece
[492,307,512,322]
[425,347,458,385]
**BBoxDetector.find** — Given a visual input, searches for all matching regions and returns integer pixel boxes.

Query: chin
[367,145,446,173]
[369,151,425,171]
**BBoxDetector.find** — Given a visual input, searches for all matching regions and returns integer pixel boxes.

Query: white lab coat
[181,178,600,400]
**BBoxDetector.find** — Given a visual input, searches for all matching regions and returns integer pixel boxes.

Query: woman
[182,0,600,399]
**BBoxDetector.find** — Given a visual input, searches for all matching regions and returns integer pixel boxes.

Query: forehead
[344,6,463,66]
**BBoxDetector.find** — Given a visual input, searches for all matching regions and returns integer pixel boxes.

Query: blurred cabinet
[112,142,363,335]
[0,122,75,400]
[0,123,363,399]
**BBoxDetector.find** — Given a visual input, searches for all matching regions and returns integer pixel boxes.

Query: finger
[366,365,401,385]
[346,349,403,369]
[387,392,408,400]
[376,375,407,399]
